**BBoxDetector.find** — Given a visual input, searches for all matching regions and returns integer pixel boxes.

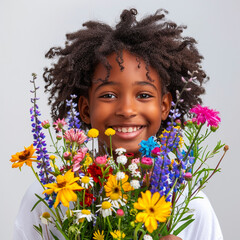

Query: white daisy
[96,201,116,218]
[115,147,126,155]
[73,209,95,223]
[40,212,52,225]
[130,180,140,189]
[105,194,127,208]
[116,155,128,165]
[80,175,94,188]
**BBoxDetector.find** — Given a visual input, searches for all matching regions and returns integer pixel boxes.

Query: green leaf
[180,214,194,222]
[31,199,42,212]
[50,230,60,240]
[173,219,195,236]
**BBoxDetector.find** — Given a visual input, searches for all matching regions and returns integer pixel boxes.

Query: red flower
[87,163,113,186]
[80,191,96,207]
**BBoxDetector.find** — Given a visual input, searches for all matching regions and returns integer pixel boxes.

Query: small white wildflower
[116,171,125,180]
[80,176,94,188]
[73,209,95,223]
[108,158,117,169]
[115,147,126,155]
[130,180,140,189]
[96,201,116,218]
[128,163,138,172]
[143,234,153,240]
[116,155,128,165]
[40,212,52,225]
[131,170,141,178]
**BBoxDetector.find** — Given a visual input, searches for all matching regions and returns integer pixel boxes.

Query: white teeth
[114,126,142,133]
[122,127,127,133]
[128,127,133,133]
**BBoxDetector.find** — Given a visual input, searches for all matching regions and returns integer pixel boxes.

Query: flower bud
[56,135,62,140]
[224,145,229,152]
[151,147,160,157]
[140,157,153,170]
[130,221,135,227]
[63,151,72,161]
[41,120,50,129]
[175,119,181,126]
[116,209,125,218]
[210,125,219,132]
[184,172,192,181]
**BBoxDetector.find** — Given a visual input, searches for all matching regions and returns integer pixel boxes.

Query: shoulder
[178,191,223,240]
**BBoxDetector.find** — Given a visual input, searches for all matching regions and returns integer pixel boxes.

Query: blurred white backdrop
[1,0,239,239]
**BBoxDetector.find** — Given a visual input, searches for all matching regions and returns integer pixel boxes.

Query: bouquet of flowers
[10,74,228,240]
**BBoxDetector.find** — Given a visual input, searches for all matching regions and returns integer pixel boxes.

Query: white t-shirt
[13,182,223,240]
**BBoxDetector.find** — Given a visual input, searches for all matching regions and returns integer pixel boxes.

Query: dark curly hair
[43,8,206,132]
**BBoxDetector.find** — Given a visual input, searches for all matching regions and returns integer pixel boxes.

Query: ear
[78,96,91,124]
[161,92,172,121]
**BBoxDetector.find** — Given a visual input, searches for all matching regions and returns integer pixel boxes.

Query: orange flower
[10,144,37,169]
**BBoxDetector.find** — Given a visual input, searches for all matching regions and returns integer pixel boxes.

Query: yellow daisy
[43,170,84,208]
[134,190,171,233]
[10,144,38,168]
[93,230,105,240]
[110,230,126,239]
[104,174,133,199]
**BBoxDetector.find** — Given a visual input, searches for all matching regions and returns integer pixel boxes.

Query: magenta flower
[190,105,221,127]
[141,157,153,170]
[53,118,67,132]
[72,147,88,172]
[64,129,87,145]
[95,155,108,167]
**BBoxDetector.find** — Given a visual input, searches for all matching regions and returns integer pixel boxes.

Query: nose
[115,95,137,118]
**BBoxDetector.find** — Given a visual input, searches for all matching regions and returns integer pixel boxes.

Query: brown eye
[99,93,116,99]
[137,93,152,99]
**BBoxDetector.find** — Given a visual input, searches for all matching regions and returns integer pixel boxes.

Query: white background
[1,0,239,239]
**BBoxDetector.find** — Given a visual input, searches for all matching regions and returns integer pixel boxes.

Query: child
[14,9,223,240]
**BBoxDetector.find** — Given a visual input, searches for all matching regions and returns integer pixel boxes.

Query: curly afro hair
[43,8,207,132]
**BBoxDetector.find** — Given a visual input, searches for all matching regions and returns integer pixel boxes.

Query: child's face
[79,50,171,155]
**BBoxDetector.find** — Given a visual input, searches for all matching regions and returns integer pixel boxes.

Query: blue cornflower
[139,136,159,157]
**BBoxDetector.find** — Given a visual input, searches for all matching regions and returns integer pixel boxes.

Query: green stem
[182,124,203,163]
[31,166,45,190]
[134,222,142,240]
[106,216,113,232]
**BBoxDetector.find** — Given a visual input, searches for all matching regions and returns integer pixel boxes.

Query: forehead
[92,50,162,88]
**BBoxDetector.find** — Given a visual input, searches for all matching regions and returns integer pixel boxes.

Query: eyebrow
[134,81,158,91]
[94,80,158,92]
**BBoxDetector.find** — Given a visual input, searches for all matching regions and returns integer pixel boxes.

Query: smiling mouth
[111,126,145,133]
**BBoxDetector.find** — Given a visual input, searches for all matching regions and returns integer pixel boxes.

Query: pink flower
[190,105,221,127]
[53,118,67,132]
[41,120,50,129]
[141,157,153,165]
[95,155,108,167]
[72,147,88,172]
[63,151,72,160]
[131,158,140,165]
[116,209,125,217]
[64,129,87,145]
